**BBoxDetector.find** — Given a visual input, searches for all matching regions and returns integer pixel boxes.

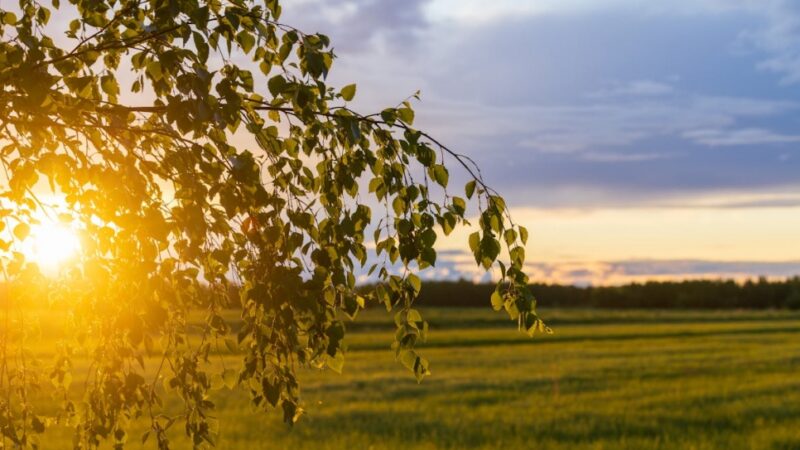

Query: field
[40,308,800,449]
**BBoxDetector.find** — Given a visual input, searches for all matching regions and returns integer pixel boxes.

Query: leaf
[146,60,163,81]
[468,231,480,255]
[100,75,118,97]
[429,164,449,187]
[222,369,237,389]
[236,31,256,53]
[268,75,287,96]
[13,223,29,240]
[340,84,356,101]
[327,351,345,374]
[465,180,476,199]
[408,273,421,295]
[504,229,517,246]
[2,12,17,25]
[491,289,504,311]
[397,107,414,125]
[480,237,501,269]
[452,196,466,216]
[37,7,51,25]
[413,356,430,382]
[398,350,417,370]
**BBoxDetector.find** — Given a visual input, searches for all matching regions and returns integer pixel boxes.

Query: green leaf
[413,356,430,382]
[468,231,480,254]
[480,237,501,269]
[268,75,287,96]
[100,75,118,97]
[37,7,51,25]
[465,180,476,199]
[327,351,345,373]
[519,226,529,245]
[504,229,517,246]
[2,12,17,25]
[146,60,163,81]
[236,31,256,53]
[398,350,417,371]
[491,289,504,311]
[408,273,421,295]
[429,164,449,187]
[397,107,414,125]
[452,196,466,216]
[340,84,356,101]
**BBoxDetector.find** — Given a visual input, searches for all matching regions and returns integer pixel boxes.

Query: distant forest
[415,278,800,309]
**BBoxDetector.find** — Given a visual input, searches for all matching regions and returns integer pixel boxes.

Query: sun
[21,219,81,271]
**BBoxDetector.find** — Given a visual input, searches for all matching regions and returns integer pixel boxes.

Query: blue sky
[283,0,800,284]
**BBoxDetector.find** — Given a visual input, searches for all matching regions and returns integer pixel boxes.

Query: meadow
[40,308,800,449]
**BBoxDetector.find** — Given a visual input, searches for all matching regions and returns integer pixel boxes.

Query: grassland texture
[40,309,800,449]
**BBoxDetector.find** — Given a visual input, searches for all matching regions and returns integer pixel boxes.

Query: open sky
[281,0,800,285]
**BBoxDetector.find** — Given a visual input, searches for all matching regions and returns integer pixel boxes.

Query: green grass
[39,308,800,449]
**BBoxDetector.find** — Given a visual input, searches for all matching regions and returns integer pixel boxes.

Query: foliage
[0,0,542,448]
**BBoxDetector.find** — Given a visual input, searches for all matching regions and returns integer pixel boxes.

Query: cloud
[660,191,800,209]
[580,151,675,163]
[529,259,800,286]
[283,0,800,209]
[738,1,800,83]
[428,94,796,155]
[589,80,676,98]
[282,0,431,52]
[416,252,800,286]
[683,127,800,146]
[365,249,800,286]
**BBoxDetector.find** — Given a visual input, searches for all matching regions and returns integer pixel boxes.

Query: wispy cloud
[430,94,796,155]
[683,127,800,146]
[522,259,800,286]
[368,250,800,286]
[589,80,676,98]
[580,151,676,163]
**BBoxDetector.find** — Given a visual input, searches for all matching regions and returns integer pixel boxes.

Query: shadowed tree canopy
[0,0,545,447]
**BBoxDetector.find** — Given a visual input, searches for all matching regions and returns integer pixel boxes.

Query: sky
[281,0,800,285]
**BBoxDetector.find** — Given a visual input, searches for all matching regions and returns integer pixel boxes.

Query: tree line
[413,277,800,309]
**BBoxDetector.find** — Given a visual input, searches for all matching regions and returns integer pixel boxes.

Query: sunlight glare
[22,219,81,271]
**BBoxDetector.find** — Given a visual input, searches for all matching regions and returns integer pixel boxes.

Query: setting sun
[21,219,81,271]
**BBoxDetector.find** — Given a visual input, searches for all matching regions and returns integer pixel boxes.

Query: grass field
[40,308,800,449]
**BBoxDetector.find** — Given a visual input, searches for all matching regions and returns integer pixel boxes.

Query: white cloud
[683,127,800,146]
[738,1,800,83]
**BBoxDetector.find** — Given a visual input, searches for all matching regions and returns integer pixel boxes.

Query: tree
[0,0,545,447]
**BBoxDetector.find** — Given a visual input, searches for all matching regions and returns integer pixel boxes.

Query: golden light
[21,219,81,271]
